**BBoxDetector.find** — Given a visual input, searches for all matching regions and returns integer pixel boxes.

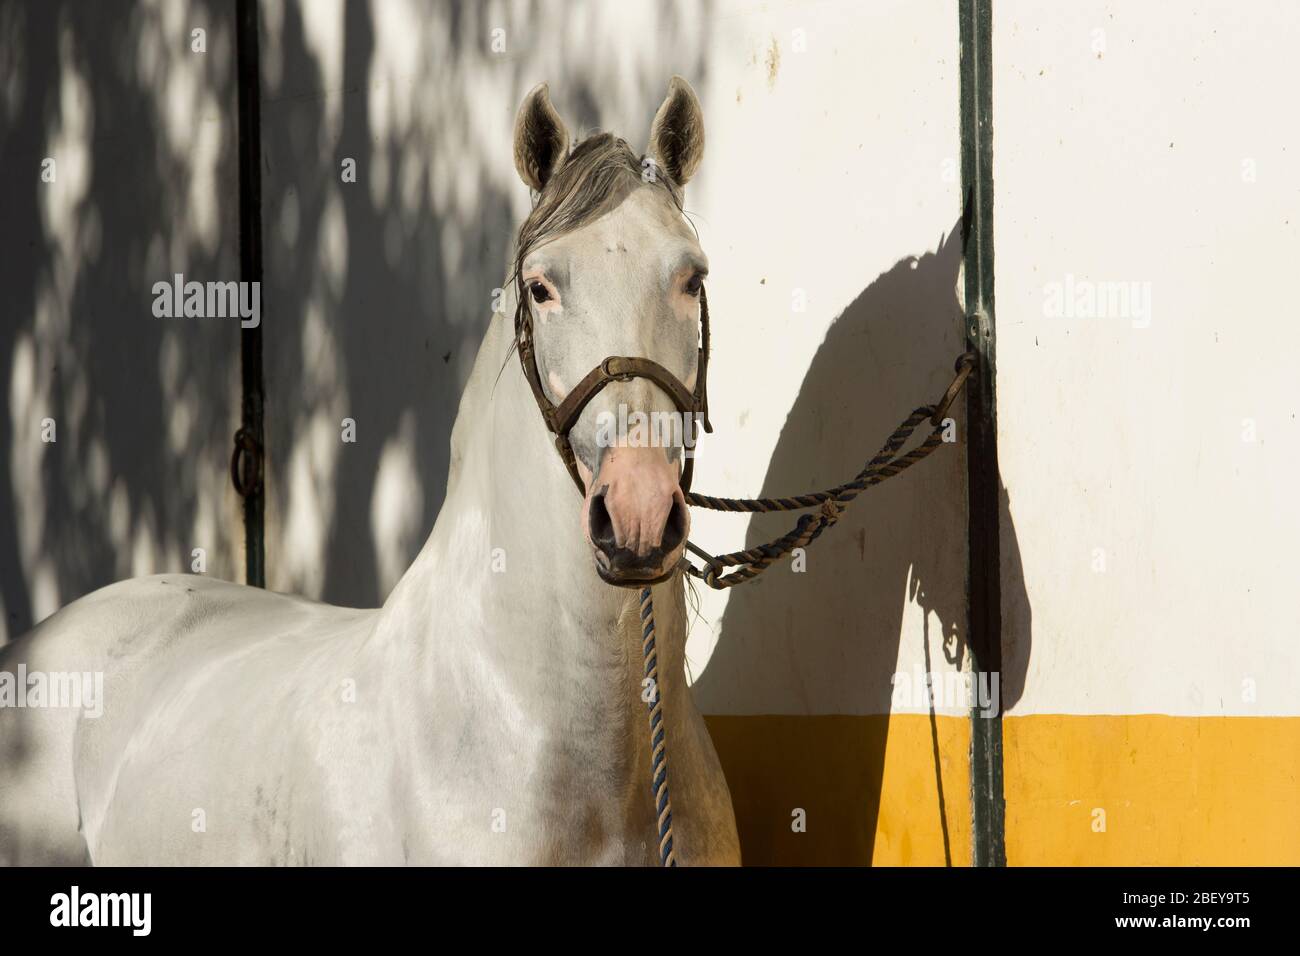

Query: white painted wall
[994,0,1300,716]
[683,0,970,716]
[0,0,243,642]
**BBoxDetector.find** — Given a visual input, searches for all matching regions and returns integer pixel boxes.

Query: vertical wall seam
[960,0,1007,867]
[235,0,266,587]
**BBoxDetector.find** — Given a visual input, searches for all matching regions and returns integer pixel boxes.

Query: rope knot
[819,499,843,527]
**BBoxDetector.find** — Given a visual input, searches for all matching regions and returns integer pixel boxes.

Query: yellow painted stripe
[706,714,1300,866]
[704,714,971,866]
[1004,714,1300,866]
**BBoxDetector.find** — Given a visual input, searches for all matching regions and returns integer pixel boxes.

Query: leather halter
[515,282,713,496]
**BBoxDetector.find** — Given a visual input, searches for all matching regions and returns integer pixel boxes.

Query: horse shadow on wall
[691,221,1031,866]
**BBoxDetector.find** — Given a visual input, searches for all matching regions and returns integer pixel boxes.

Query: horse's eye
[530,282,552,304]
[684,273,704,297]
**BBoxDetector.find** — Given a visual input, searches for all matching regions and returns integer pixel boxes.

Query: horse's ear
[647,76,705,187]
[514,83,570,193]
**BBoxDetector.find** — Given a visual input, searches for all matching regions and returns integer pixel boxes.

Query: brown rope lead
[681,351,977,590]
[647,350,975,865]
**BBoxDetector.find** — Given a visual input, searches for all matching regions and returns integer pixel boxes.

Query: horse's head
[512,77,707,587]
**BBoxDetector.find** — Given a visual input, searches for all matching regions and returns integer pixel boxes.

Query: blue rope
[639,586,676,867]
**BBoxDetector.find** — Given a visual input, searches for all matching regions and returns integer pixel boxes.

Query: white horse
[0,77,741,866]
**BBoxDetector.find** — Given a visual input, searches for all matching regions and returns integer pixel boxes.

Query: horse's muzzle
[582,444,689,586]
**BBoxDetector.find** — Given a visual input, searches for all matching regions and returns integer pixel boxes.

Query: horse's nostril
[588,493,617,552]
[661,497,688,553]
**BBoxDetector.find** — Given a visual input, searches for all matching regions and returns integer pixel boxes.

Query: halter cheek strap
[516,285,714,496]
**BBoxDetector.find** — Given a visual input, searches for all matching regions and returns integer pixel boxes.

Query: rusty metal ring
[230,428,263,498]
[930,351,978,426]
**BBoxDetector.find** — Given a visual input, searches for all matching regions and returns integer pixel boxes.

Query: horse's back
[0,574,373,865]
[0,610,96,864]
[0,575,165,864]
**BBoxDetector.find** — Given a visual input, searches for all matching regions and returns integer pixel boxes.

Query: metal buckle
[601,357,633,381]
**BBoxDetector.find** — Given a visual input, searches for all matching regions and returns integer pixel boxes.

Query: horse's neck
[371,310,678,722]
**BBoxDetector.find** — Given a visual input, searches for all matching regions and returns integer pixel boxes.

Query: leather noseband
[515,283,713,495]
